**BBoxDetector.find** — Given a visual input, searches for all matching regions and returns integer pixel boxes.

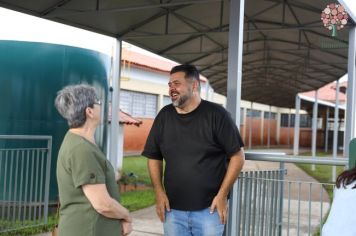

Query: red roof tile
[119,110,142,127]
[300,81,347,104]
[108,103,142,126]
[121,48,207,82]
[122,48,177,73]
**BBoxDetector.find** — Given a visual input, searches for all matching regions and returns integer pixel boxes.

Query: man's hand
[155,190,170,222]
[210,150,244,224]
[121,219,133,235]
[210,195,228,224]
[147,159,169,222]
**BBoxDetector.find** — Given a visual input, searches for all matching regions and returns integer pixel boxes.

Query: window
[247,109,261,118]
[281,113,312,128]
[120,90,157,118]
[281,114,295,127]
[264,112,277,119]
[163,95,171,107]
[300,114,312,128]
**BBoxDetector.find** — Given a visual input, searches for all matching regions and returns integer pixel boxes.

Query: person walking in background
[142,64,245,236]
[55,84,132,236]
[322,166,356,236]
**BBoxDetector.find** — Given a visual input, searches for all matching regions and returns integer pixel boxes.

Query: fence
[227,152,348,236]
[235,169,285,236]
[0,135,52,233]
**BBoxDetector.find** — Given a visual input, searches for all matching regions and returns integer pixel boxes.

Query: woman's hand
[121,219,133,235]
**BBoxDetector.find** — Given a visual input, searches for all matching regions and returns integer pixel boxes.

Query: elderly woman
[322,166,356,236]
[54,84,132,236]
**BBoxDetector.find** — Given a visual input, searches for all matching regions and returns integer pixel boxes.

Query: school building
[120,47,346,155]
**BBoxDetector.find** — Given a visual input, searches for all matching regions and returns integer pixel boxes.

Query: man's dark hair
[170,64,201,89]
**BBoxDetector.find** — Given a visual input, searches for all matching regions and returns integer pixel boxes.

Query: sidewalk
[130,206,163,236]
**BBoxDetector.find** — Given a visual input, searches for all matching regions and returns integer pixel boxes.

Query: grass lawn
[121,189,155,212]
[297,151,346,183]
[120,155,152,186]
[296,163,345,184]
[120,155,156,212]
[0,215,57,236]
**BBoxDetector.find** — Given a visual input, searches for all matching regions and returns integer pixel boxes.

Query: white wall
[120,65,226,110]
[120,65,309,118]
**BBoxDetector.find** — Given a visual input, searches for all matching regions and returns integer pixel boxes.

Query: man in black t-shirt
[142,64,245,236]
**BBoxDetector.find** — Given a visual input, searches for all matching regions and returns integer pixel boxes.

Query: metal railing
[228,152,348,236]
[235,169,285,236]
[0,135,52,233]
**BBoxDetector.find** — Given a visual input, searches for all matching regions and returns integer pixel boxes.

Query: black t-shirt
[142,100,244,210]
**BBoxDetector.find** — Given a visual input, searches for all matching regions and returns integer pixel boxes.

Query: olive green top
[57,131,122,236]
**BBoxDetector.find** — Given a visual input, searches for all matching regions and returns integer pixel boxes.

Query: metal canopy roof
[0,0,353,108]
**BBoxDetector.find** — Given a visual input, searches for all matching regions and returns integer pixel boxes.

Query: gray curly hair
[55,84,98,128]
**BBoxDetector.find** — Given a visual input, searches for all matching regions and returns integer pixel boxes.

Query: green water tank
[0,40,110,202]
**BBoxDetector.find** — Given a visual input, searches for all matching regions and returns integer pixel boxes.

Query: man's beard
[172,93,190,107]
[172,87,193,108]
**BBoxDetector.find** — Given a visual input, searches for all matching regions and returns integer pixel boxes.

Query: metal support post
[261,111,265,145]
[288,109,291,146]
[268,106,271,148]
[109,39,122,170]
[325,107,329,153]
[243,107,247,143]
[312,90,319,171]
[205,81,210,100]
[332,80,340,181]
[276,112,281,145]
[293,95,301,156]
[249,103,253,150]
[344,27,356,158]
[226,0,245,234]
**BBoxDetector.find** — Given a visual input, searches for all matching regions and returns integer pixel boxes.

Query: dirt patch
[120,184,152,192]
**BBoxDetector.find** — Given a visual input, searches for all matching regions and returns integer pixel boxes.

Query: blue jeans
[163,208,225,236]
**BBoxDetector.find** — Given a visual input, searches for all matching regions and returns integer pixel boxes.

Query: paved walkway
[130,206,163,236]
